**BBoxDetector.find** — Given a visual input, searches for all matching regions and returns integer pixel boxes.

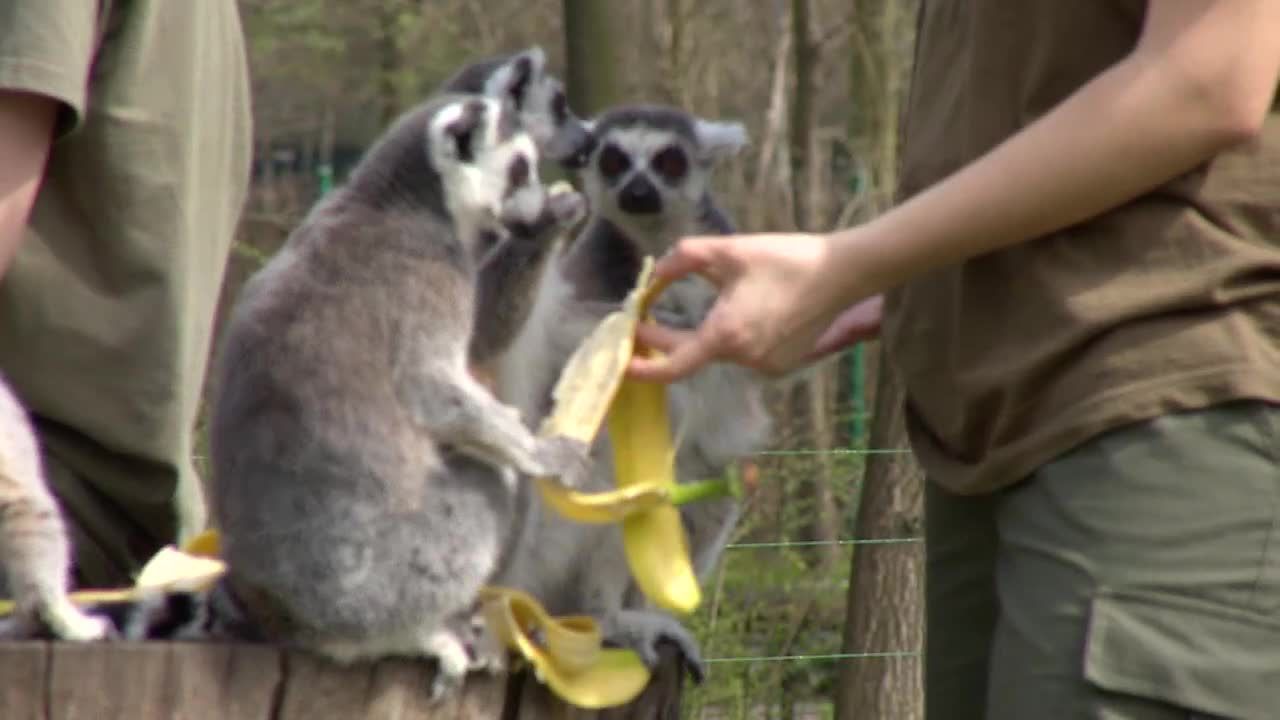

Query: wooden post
[0,641,694,719]
[0,641,506,720]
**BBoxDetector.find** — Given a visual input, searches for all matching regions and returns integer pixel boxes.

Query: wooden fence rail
[0,642,685,720]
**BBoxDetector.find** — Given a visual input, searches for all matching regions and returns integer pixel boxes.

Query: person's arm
[630,0,1280,382]
[0,90,57,278]
[826,0,1280,307]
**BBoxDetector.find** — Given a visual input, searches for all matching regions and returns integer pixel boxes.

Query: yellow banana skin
[531,256,711,614]
[607,362,702,616]
[536,469,737,525]
[477,586,651,709]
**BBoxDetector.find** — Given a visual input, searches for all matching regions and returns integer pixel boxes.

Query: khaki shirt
[0,1,252,583]
[884,0,1280,494]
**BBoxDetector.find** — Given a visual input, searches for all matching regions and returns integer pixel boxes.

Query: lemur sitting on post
[37,50,599,701]
[204,92,591,702]
[493,105,774,680]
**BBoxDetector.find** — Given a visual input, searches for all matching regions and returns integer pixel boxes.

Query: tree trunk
[788,0,815,231]
[836,346,924,720]
[805,363,843,570]
[837,1,925,717]
[562,0,628,115]
[375,1,403,127]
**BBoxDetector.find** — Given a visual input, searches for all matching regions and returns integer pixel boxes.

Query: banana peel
[605,349,702,616]
[529,263,666,523]
[532,257,735,527]
[531,256,718,615]
[477,586,650,709]
[479,258,715,706]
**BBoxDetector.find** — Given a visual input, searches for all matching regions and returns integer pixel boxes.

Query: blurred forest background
[215,1,926,718]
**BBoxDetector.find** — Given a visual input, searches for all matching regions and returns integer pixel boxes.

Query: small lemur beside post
[0,373,113,643]
[493,104,775,680]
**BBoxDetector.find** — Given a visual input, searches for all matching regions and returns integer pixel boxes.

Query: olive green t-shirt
[0,1,252,584]
[883,0,1280,494]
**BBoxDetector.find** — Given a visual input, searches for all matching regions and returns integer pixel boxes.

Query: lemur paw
[454,609,508,675]
[42,598,115,642]
[535,435,593,489]
[602,609,707,684]
[546,186,586,229]
[422,628,472,704]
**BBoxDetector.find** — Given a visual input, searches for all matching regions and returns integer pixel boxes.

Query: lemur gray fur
[0,373,113,642]
[491,104,774,681]
[204,92,591,701]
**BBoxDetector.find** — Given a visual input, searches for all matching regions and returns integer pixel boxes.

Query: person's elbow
[1140,55,1274,152]
[1161,44,1276,147]
[1205,73,1274,146]
[1134,1,1280,150]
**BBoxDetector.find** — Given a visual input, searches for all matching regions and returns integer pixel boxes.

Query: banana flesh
[0,528,226,616]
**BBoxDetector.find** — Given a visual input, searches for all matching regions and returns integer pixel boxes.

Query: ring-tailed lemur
[441,45,595,375]
[0,373,113,642]
[492,105,774,680]
[204,93,591,702]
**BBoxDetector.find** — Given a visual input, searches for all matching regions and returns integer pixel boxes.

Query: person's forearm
[827,5,1280,305]
[0,90,57,278]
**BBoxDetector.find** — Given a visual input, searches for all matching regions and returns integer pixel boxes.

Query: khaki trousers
[925,400,1280,720]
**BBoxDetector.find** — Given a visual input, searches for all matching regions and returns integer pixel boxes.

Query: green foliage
[682,445,867,718]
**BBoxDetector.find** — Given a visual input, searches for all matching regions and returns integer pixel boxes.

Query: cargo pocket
[1084,587,1280,719]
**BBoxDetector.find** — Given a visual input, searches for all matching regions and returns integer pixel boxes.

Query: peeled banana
[606,349,702,615]
[530,256,716,614]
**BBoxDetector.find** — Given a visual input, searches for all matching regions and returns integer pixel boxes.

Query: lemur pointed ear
[433,99,489,164]
[486,47,545,111]
[695,119,749,163]
[519,46,547,71]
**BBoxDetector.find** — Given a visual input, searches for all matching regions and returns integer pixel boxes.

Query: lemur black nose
[619,176,662,215]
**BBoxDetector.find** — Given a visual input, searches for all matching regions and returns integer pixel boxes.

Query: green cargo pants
[925,400,1280,720]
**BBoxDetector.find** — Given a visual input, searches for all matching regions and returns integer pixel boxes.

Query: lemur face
[427,96,548,239]
[482,47,595,169]
[578,106,748,236]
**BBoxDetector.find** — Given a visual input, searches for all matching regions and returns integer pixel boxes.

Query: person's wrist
[820,224,885,311]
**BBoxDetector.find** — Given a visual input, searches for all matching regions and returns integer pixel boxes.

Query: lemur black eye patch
[651,145,688,183]
[598,144,631,180]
